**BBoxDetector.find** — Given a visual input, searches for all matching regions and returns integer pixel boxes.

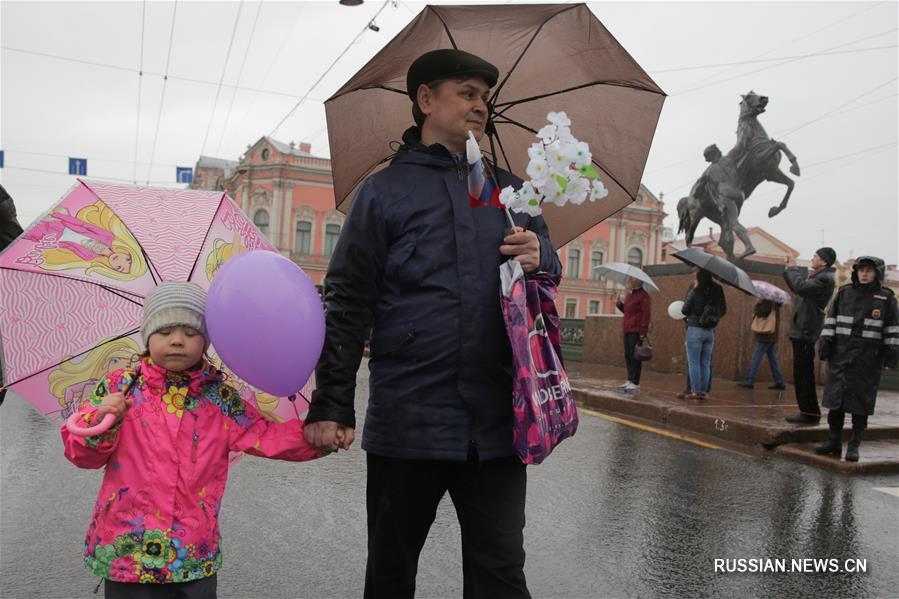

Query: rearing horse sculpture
[726,91,801,217]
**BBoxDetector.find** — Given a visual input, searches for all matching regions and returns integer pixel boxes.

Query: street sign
[68,158,87,176]
[176,167,193,184]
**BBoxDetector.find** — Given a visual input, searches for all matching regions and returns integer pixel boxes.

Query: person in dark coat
[304,49,561,598]
[782,247,837,423]
[737,299,786,389]
[615,278,651,393]
[0,184,24,251]
[815,257,898,461]
[681,268,726,399]
[0,184,24,406]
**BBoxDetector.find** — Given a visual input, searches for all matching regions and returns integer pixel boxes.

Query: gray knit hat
[141,282,208,347]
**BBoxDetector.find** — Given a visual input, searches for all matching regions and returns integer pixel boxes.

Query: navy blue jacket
[307,133,562,461]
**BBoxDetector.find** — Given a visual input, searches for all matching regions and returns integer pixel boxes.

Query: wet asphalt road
[2,360,898,598]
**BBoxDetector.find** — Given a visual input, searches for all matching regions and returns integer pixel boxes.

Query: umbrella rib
[1,328,142,388]
[489,3,579,105]
[491,114,631,200]
[430,7,459,49]
[187,193,227,282]
[493,80,665,116]
[0,266,145,306]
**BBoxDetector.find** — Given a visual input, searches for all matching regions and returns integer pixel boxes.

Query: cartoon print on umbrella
[19,202,148,282]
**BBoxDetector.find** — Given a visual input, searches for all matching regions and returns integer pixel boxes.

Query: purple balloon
[205,250,325,397]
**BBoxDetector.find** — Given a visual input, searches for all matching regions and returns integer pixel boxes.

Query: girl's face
[147,326,206,371]
[857,265,876,284]
[109,252,133,273]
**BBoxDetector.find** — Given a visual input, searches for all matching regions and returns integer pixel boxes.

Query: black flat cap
[406,49,499,100]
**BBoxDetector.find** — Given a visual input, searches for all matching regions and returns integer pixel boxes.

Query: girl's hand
[95,392,133,423]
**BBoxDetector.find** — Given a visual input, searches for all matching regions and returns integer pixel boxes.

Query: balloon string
[287,392,311,422]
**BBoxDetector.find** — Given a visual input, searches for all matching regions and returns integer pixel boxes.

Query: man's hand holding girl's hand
[95,392,133,423]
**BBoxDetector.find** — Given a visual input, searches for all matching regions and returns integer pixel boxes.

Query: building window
[588,299,601,315]
[566,249,581,279]
[564,298,578,319]
[295,220,312,255]
[590,251,604,280]
[323,223,341,256]
[261,148,270,161]
[253,209,270,237]
[627,247,643,268]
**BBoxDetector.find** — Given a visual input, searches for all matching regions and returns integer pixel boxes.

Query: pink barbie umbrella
[0,179,313,433]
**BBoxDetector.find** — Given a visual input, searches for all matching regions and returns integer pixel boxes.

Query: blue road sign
[68,158,87,176]
[176,167,193,184]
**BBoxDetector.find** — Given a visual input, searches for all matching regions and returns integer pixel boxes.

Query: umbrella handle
[65,412,117,437]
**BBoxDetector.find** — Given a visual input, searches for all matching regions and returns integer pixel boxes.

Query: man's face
[810,253,826,270]
[419,78,490,147]
[857,264,876,284]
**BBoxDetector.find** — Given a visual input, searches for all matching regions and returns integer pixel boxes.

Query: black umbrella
[673,248,758,296]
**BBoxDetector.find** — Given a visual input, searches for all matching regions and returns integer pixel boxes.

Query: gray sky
[2,0,897,263]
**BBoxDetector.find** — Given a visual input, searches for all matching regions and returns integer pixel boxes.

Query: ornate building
[557,186,667,318]
[191,137,340,287]
[192,137,668,312]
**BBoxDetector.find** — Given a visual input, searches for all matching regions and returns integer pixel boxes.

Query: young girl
[62,282,322,597]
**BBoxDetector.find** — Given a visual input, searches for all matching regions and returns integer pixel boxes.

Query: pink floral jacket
[61,358,320,584]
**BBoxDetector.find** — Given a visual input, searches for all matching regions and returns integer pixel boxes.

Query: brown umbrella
[324,3,665,248]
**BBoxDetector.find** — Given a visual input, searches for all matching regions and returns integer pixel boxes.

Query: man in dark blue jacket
[304,49,561,598]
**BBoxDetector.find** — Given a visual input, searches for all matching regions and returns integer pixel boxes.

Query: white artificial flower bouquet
[499,111,609,218]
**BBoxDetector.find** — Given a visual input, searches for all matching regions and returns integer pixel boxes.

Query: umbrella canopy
[0,180,310,423]
[324,3,665,248]
[672,248,758,296]
[751,280,791,304]
[592,261,659,292]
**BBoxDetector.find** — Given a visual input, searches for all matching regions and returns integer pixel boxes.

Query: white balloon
[668,300,686,320]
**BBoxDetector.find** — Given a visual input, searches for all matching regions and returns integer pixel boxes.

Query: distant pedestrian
[616,277,651,393]
[815,257,898,462]
[737,299,786,389]
[782,247,836,424]
[681,268,726,399]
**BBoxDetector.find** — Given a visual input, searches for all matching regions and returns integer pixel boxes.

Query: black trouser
[623,332,643,385]
[827,409,868,436]
[364,453,530,599]
[791,339,820,416]
[104,575,217,599]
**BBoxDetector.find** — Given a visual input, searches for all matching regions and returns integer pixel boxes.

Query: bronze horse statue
[678,91,801,261]
[727,91,800,218]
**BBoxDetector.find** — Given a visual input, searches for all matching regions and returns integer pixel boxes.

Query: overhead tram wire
[0,46,325,102]
[673,28,898,96]
[268,0,392,137]
[215,0,264,156]
[145,1,179,185]
[132,0,147,184]
[673,1,889,90]
[775,77,898,139]
[240,2,307,129]
[199,0,245,156]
